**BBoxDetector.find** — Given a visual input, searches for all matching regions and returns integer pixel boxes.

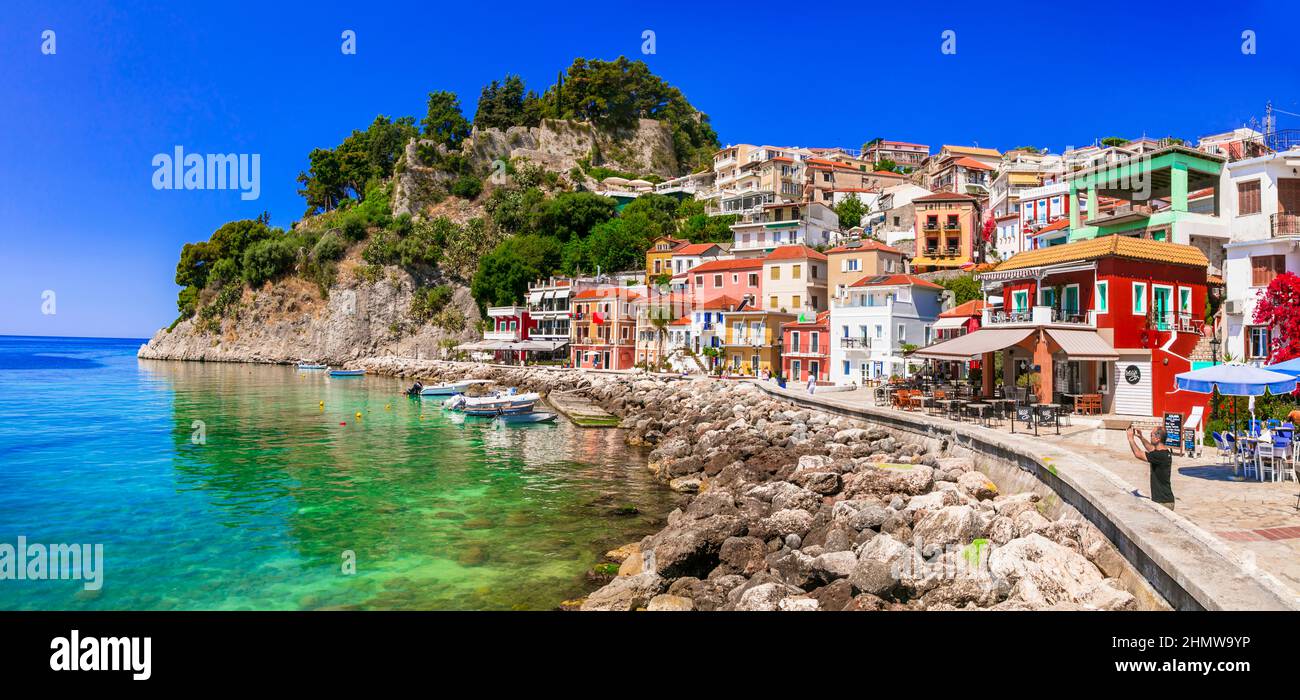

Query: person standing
[806,374,816,395]
[1127,425,1175,510]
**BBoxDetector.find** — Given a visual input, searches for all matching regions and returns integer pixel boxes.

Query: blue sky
[1,0,1295,338]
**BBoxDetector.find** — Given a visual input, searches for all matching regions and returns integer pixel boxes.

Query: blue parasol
[1174,364,1298,396]
[1264,356,1300,378]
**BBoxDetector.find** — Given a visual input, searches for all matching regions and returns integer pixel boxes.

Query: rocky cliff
[394,117,679,216]
[138,254,480,365]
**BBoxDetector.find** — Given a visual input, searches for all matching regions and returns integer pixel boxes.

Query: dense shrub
[451,175,483,199]
[410,284,455,322]
[312,231,348,262]
[241,237,299,288]
[362,230,400,266]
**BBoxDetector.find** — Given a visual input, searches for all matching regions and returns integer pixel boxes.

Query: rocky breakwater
[348,361,1142,612]
[581,380,1140,612]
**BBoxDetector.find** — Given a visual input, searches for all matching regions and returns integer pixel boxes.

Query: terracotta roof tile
[763,245,827,262]
[825,239,902,255]
[938,300,987,318]
[848,273,943,290]
[993,234,1209,271]
[688,258,763,274]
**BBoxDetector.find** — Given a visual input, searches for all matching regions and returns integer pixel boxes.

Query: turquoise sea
[0,336,679,610]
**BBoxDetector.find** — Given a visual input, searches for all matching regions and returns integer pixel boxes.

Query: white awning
[529,291,544,304]
[553,288,571,299]
[1045,328,1119,361]
[931,317,967,331]
[912,327,1037,360]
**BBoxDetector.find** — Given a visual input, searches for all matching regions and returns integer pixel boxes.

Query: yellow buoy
[355,411,362,419]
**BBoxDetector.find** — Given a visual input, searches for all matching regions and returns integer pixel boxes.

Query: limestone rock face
[580,572,667,611]
[988,534,1136,610]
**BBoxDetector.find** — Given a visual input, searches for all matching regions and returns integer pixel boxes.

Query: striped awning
[1044,328,1118,361]
[912,327,1036,360]
[931,317,967,331]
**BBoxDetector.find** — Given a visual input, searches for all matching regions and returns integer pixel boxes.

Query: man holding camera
[1127,425,1175,510]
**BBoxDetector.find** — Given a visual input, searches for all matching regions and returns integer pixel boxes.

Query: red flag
[593,311,606,324]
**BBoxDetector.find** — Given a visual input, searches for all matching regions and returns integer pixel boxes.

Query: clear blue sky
[1,0,1295,338]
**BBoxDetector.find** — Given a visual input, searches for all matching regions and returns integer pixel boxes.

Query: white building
[730,201,839,258]
[828,274,944,385]
[1220,146,1300,363]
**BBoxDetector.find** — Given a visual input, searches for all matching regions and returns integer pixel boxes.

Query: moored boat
[420,381,474,396]
[297,362,327,370]
[495,411,557,424]
[464,402,536,417]
[329,369,365,377]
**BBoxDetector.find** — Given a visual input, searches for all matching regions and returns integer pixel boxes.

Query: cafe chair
[1212,432,1232,466]
[1256,442,1279,482]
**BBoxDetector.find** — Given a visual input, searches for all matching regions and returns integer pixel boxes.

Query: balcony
[984,306,1096,327]
[1272,213,1300,236]
[921,222,941,232]
[487,305,527,318]
[841,337,872,350]
[484,330,520,342]
[1085,202,1154,227]
[1149,313,1206,335]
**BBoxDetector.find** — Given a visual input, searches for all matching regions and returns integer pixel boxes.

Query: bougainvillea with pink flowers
[1251,271,1300,363]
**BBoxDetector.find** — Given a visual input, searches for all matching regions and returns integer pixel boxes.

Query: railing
[922,222,941,232]
[984,306,1096,326]
[1150,313,1206,335]
[841,337,871,349]
[483,330,520,342]
[1272,213,1300,236]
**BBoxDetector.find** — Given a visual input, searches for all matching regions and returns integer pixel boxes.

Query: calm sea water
[0,336,679,610]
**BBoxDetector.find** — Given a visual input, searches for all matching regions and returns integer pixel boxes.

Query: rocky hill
[138,251,480,365]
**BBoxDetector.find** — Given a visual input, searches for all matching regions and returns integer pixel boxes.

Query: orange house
[911,192,983,271]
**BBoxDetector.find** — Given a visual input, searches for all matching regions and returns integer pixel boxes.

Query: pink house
[686,258,763,308]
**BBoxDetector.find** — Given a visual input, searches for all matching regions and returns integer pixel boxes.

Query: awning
[511,340,567,351]
[1045,328,1119,361]
[912,327,1036,360]
[529,291,544,304]
[931,317,967,331]
[553,288,571,299]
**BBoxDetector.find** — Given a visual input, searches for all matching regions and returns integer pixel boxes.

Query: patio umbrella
[1264,356,1300,377]
[1174,364,1299,475]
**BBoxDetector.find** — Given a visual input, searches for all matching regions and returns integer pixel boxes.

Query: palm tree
[648,313,671,371]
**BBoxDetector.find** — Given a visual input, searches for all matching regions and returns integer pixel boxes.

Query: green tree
[470,234,562,309]
[874,158,899,173]
[536,191,618,240]
[940,274,982,305]
[474,75,543,129]
[175,241,216,290]
[422,91,471,148]
[241,237,299,288]
[485,186,547,235]
[1100,136,1128,147]
[834,195,867,229]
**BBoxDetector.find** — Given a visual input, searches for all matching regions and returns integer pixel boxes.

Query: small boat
[496,411,557,424]
[464,402,536,417]
[297,363,328,370]
[462,391,541,409]
[420,380,474,396]
[442,395,468,411]
[329,369,365,377]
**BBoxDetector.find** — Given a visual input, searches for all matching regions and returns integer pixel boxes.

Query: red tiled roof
[764,245,827,262]
[938,299,987,318]
[688,258,763,274]
[698,295,743,310]
[952,156,995,171]
[848,273,943,290]
[672,242,720,256]
[825,239,902,255]
[1032,218,1071,235]
[670,316,692,326]
[870,170,906,177]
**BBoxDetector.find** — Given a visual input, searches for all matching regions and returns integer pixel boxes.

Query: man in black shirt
[1127,425,1175,510]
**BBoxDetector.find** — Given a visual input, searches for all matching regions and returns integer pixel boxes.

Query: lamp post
[1209,335,1222,433]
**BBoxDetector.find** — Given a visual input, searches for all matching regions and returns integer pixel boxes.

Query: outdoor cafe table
[939,399,963,421]
[911,395,933,413]
[966,402,991,427]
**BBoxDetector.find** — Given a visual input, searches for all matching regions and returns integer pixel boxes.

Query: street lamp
[1209,336,1221,366]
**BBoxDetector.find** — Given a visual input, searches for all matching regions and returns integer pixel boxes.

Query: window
[1251,255,1285,287]
[713,274,723,287]
[791,331,800,352]
[897,324,906,342]
[770,296,779,309]
[770,266,780,280]
[1012,289,1029,312]
[846,258,861,272]
[843,360,851,375]
[1132,282,1147,314]
[1178,287,1192,315]
[1095,281,1109,313]
[695,275,703,286]
[792,295,801,309]
[1238,180,1262,215]
[842,325,849,337]
[732,274,739,284]
[747,272,758,287]
[810,332,819,352]
[1248,326,1271,359]
[792,264,802,279]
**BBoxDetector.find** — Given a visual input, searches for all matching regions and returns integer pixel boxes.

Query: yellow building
[826,239,906,302]
[645,235,687,284]
[910,192,983,271]
[720,309,797,376]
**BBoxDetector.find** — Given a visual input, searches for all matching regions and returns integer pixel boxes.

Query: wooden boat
[329,369,365,377]
[495,411,557,424]
[464,402,536,417]
[297,363,328,370]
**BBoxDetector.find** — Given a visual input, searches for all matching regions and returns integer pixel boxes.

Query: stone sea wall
[358,358,1152,612]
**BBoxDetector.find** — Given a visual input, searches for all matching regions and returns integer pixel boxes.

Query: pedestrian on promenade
[806,375,816,395]
[1126,425,1175,510]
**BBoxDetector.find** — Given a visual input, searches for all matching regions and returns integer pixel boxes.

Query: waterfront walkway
[756,382,1300,610]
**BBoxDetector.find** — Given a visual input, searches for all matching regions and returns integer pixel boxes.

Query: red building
[916,235,1210,418]
[686,258,763,308]
[484,304,537,364]
[781,311,830,385]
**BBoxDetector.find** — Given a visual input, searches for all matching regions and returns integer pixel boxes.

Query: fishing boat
[329,369,365,377]
[297,362,328,370]
[462,391,541,411]
[495,411,557,424]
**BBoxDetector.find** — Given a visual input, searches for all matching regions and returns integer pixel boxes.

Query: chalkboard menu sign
[1015,405,1034,423]
[1162,412,1183,448]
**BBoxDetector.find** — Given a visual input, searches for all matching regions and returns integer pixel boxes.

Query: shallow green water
[0,336,679,610]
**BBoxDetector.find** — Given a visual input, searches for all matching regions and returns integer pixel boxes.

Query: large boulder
[988,534,1136,610]
[640,513,747,579]
[735,582,805,611]
[716,536,767,577]
[912,505,981,551]
[581,572,667,611]
[842,463,935,498]
[957,471,999,501]
[848,534,911,596]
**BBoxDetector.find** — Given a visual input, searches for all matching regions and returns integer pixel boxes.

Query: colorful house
[916,235,1209,418]
[911,192,984,271]
[762,245,828,315]
[729,201,839,258]
[686,257,763,307]
[483,304,536,363]
[781,311,831,385]
[829,274,944,385]
[645,235,688,284]
[720,308,797,376]
[826,239,906,301]
[570,287,641,370]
